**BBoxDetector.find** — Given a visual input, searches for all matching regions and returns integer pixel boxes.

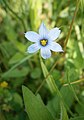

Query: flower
[25,22,63,59]
[0,81,8,88]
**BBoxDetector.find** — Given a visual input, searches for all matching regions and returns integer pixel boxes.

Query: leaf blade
[22,86,55,120]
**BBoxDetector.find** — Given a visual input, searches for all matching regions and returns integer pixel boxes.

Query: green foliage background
[0,0,84,120]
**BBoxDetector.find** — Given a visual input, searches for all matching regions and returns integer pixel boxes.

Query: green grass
[0,0,84,120]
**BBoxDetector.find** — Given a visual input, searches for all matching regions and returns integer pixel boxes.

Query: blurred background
[0,0,84,120]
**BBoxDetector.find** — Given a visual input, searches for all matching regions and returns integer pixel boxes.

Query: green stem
[63,78,84,86]
[64,0,80,50]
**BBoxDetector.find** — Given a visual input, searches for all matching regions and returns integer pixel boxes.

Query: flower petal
[27,43,40,53]
[25,31,40,42]
[50,42,63,52]
[48,28,61,40]
[39,22,49,38]
[41,47,51,59]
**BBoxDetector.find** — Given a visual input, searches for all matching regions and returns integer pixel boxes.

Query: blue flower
[25,22,63,59]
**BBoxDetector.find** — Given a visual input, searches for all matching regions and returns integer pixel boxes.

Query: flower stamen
[40,39,48,46]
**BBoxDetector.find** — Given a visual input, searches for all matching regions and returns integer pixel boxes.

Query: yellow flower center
[40,39,48,46]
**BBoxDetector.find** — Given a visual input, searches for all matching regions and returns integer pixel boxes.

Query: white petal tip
[41,48,51,59]
[49,28,61,40]
[59,50,64,52]
[58,28,61,32]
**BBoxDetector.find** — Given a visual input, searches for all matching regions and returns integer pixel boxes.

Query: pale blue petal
[41,47,51,59]
[27,43,40,53]
[39,22,49,38]
[50,42,63,52]
[48,28,61,40]
[25,31,40,42]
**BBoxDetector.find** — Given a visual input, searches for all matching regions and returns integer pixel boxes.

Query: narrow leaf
[60,101,68,120]
[70,116,84,120]
[1,54,34,78]
[40,57,57,94]
[2,67,29,78]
